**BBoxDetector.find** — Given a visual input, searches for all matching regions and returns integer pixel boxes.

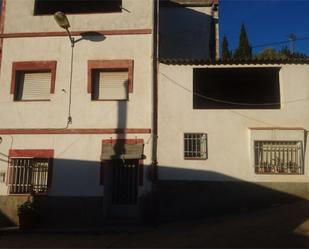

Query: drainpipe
[151,0,159,225]
[210,0,220,61]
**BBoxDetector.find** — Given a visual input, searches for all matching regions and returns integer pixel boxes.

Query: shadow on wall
[157,166,309,222]
[1,159,309,228]
[159,1,212,59]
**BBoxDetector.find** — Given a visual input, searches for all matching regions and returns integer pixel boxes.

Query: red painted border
[88,60,134,95]
[0,0,6,74]
[249,127,305,131]
[10,61,57,95]
[0,128,151,135]
[0,29,152,39]
[9,149,54,158]
[102,138,144,145]
[0,0,5,34]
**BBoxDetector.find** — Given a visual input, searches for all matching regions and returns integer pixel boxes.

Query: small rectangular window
[254,141,304,174]
[184,133,207,160]
[8,158,51,194]
[92,70,129,100]
[34,0,122,15]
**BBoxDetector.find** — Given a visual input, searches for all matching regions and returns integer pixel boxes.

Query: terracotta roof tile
[160,0,216,7]
[159,58,309,65]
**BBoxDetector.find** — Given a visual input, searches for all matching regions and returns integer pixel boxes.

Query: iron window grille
[254,141,304,174]
[8,158,51,194]
[184,133,207,159]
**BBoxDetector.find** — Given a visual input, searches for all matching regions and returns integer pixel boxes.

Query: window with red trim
[8,150,54,195]
[88,60,134,101]
[11,61,57,101]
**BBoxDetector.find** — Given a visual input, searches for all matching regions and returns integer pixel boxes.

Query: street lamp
[54,11,74,126]
[54,11,74,47]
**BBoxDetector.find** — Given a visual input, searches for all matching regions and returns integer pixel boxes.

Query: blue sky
[219,0,309,55]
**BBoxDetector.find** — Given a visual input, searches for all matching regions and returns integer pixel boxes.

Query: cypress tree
[221,35,231,60]
[234,22,252,60]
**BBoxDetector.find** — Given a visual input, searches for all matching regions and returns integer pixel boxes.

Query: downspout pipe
[151,0,159,226]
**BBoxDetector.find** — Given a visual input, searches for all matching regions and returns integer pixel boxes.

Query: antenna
[287,33,296,54]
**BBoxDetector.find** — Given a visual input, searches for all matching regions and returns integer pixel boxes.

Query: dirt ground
[0,200,309,248]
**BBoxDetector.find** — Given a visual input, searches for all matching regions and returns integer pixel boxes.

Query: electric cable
[160,72,309,106]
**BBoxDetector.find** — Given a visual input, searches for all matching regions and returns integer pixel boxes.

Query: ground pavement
[0,200,309,248]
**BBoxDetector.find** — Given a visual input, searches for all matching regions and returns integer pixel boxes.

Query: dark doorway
[105,159,139,220]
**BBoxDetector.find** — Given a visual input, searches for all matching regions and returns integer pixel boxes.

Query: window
[193,67,281,109]
[92,70,129,100]
[88,60,134,101]
[184,133,207,160]
[254,141,304,174]
[11,61,57,101]
[8,150,53,195]
[34,0,122,15]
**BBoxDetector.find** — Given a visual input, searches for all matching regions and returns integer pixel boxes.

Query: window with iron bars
[184,133,207,160]
[8,158,51,194]
[254,141,304,174]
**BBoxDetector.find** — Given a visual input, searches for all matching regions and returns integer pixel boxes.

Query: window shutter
[96,71,128,100]
[21,72,51,100]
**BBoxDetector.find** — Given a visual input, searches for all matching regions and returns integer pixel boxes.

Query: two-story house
[0,0,156,227]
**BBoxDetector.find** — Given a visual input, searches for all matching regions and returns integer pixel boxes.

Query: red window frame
[87,60,134,100]
[10,61,57,101]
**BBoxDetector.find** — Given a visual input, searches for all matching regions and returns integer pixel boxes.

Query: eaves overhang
[160,0,217,7]
[159,58,309,65]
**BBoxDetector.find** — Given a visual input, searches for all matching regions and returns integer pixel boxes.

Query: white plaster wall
[0,133,153,196]
[4,0,153,33]
[0,34,153,129]
[158,64,309,182]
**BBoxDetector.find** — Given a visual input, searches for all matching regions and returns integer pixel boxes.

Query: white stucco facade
[158,63,309,183]
[0,0,154,199]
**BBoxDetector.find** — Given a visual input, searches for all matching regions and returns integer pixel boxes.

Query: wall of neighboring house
[159,3,214,59]
[158,63,309,220]
[0,0,154,226]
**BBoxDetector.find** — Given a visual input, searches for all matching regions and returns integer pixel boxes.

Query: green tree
[255,48,287,60]
[221,35,231,60]
[234,22,252,60]
[280,45,308,59]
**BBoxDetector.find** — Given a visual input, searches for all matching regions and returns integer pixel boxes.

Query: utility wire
[252,36,309,49]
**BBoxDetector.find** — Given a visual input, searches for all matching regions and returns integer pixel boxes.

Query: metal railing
[254,141,303,174]
[9,158,49,194]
